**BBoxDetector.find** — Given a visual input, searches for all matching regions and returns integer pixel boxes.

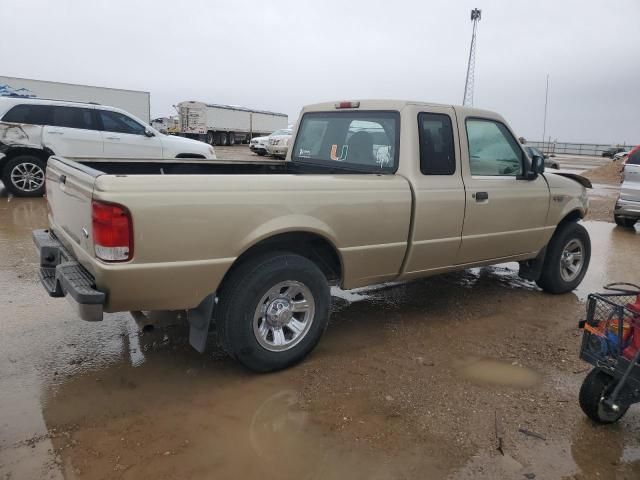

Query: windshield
[271,129,292,136]
[291,111,399,172]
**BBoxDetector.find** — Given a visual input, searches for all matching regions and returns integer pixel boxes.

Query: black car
[602,147,626,158]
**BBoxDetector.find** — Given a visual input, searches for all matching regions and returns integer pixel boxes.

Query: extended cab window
[466,119,523,176]
[418,113,456,175]
[2,104,53,125]
[51,106,95,130]
[292,111,399,172]
[99,110,146,135]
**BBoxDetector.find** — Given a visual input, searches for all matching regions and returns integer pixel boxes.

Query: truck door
[403,107,466,275]
[456,116,549,264]
[42,106,103,157]
[98,109,162,158]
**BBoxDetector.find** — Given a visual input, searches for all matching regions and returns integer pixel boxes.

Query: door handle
[105,136,121,140]
[48,131,64,135]
[474,191,489,201]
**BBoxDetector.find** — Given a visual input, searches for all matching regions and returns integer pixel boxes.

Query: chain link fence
[528,141,637,157]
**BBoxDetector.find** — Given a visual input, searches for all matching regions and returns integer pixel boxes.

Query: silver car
[614,149,640,228]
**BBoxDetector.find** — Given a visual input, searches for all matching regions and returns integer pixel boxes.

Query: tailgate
[46,157,100,264]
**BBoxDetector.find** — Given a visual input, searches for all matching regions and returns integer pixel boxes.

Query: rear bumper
[615,197,640,218]
[33,229,105,321]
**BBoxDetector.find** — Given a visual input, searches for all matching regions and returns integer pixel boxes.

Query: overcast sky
[3,0,638,144]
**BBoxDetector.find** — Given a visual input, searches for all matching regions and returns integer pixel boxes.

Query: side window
[99,110,146,135]
[418,112,456,175]
[466,119,523,176]
[2,104,53,125]
[51,106,95,130]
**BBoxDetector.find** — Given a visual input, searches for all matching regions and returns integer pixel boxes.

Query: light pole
[463,8,482,107]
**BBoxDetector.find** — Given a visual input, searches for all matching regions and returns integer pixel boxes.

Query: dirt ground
[1,155,639,480]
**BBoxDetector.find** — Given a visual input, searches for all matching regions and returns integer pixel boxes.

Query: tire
[218,132,228,146]
[216,253,330,372]
[256,150,266,156]
[2,155,47,197]
[228,132,235,145]
[206,131,215,145]
[615,215,637,228]
[536,221,591,294]
[579,369,629,424]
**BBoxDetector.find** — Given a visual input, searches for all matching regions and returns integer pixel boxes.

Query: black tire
[2,155,47,197]
[615,215,637,228]
[216,253,330,372]
[206,131,215,145]
[228,132,235,145]
[218,132,228,146]
[536,221,591,294]
[579,369,629,424]
[256,150,266,156]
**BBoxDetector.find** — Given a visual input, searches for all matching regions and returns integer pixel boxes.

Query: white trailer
[177,101,287,146]
[0,76,150,123]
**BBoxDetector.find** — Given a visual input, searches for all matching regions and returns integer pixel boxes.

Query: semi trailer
[177,101,287,145]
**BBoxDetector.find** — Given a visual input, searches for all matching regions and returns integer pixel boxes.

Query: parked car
[266,128,292,158]
[602,147,626,158]
[249,135,269,155]
[524,145,559,169]
[0,97,216,197]
[615,146,640,228]
[33,99,592,372]
[613,150,631,161]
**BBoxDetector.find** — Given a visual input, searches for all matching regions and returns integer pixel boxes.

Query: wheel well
[221,232,343,288]
[1,147,50,168]
[175,153,205,159]
[558,209,583,227]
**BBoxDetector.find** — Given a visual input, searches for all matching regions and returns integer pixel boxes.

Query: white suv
[0,97,216,196]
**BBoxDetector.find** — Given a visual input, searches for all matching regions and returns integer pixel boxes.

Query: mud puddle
[3,194,640,479]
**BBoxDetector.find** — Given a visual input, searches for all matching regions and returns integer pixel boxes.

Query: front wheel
[216,253,330,372]
[2,155,47,197]
[536,221,591,294]
[579,369,629,424]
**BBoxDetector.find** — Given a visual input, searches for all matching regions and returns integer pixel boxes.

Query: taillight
[335,101,360,109]
[92,200,133,262]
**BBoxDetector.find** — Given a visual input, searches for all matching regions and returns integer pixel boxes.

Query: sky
[2,0,638,145]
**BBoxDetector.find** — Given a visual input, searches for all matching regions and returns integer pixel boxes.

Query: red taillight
[335,101,360,109]
[92,200,133,262]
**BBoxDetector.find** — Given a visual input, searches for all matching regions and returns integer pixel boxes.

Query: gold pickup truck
[33,100,591,372]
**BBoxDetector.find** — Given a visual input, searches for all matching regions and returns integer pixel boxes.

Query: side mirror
[144,129,155,138]
[532,155,545,174]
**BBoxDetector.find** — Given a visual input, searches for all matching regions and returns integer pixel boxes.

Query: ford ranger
[33,100,592,372]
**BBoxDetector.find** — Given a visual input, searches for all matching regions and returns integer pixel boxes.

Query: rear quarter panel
[92,173,412,311]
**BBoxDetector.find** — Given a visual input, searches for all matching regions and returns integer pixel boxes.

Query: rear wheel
[206,131,215,145]
[536,221,591,294]
[228,132,235,145]
[579,369,629,424]
[216,253,330,372]
[615,215,637,228]
[218,132,228,146]
[2,155,47,197]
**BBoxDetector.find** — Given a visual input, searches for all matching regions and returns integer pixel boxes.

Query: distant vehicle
[524,145,559,169]
[614,150,631,161]
[615,146,639,228]
[0,75,150,122]
[0,97,215,197]
[602,147,626,158]
[266,129,293,158]
[177,101,287,146]
[249,135,269,156]
[151,116,180,135]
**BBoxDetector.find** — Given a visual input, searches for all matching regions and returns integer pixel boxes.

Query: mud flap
[518,247,547,281]
[187,294,216,353]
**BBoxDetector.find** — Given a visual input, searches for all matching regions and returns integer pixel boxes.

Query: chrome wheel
[10,162,45,192]
[560,238,584,282]
[253,281,315,352]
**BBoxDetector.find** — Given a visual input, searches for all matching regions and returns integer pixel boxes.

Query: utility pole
[542,74,549,154]
[463,8,482,107]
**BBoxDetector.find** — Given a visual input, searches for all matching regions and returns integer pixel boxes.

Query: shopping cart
[578,283,640,424]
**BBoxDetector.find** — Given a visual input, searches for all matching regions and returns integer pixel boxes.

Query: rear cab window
[292,111,399,172]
